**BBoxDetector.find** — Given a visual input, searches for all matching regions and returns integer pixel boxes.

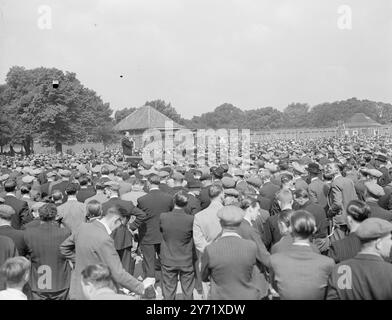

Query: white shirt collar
[311,177,318,182]
[0,288,27,300]
[221,231,242,239]
[334,174,342,181]
[97,219,112,235]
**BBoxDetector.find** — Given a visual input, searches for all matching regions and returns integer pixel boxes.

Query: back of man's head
[294,188,309,200]
[86,200,102,220]
[81,264,115,294]
[0,257,30,288]
[148,174,161,186]
[174,191,188,208]
[38,203,58,222]
[209,184,223,200]
[4,180,16,193]
[101,166,110,176]
[346,200,370,223]
[65,183,78,196]
[79,176,88,186]
[20,185,31,195]
[290,210,316,240]
[52,190,63,202]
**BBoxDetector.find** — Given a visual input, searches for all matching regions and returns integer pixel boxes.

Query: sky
[0,0,391,119]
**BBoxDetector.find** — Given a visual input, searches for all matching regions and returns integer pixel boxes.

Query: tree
[0,66,115,153]
[114,107,136,124]
[283,103,310,128]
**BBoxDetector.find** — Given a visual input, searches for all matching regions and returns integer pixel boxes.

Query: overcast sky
[0,0,391,119]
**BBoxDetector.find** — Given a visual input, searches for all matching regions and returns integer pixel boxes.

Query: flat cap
[224,188,240,197]
[61,169,72,177]
[0,174,9,182]
[264,163,278,173]
[364,181,385,198]
[47,172,57,178]
[104,181,120,191]
[366,169,383,178]
[356,218,392,240]
[22,175,35,184]
[172,172,184,181]
[0,204,16,220]
[247,176,263,188]
[187,180,202,189]
[233,168,245,177]
[221,176,236,189]
[375,153,388,162]
[292,162,307,175]
[217,205,244,226]
[157,171,169,178]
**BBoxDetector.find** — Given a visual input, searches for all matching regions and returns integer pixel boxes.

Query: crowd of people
[0,133,392,300]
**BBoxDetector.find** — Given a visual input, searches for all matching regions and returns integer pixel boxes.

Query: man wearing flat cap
[363,181,392,222]
[49,169,72,203]
[327,218,392,300]
[201,205,260,299]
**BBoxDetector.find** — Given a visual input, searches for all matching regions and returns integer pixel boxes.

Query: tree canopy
[0,66,116,153]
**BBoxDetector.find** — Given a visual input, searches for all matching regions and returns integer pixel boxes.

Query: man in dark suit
[307,163,329,208]
[263,189,293,251]
[199,173,212,210]
[137,174,174,284]
[3,180,32,229]
[0,205,28,256]
[201,205,260,300]
[102,181,146,274]
[0,235,18,290]
[122,131,134,158]
[160,192,195,300]
[270,210,335,300]
[49,170,72,203]
[185,181,202,215]
[259,174,280,202]
[60,206,152,300]
[327,218,392,299]
[329,200,369,263]
[293,188,329,250]
[23,203,71,300]
[76,176,96,203]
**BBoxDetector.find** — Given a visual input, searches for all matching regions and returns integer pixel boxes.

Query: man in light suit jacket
[201,206,260,300]
[193,184,224,254]
[60,206,152,300]
[326,162,358,225]
[57,183,87,234]
[270,210,335,300]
